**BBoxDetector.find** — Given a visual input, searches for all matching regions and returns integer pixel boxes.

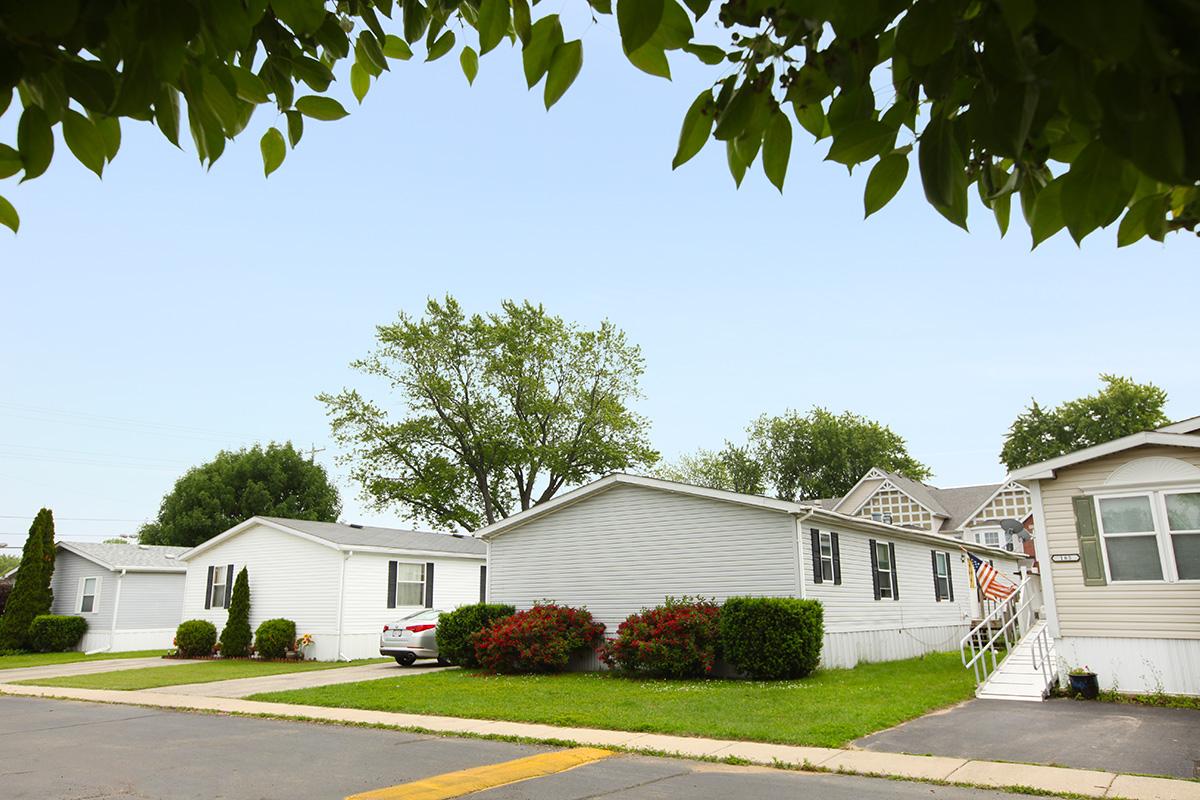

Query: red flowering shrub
[599,597,722,678]
[471,603,605,674]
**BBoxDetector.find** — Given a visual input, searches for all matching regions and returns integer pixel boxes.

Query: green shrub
[720,597,824,680]
[600,597,722,678]
[175,619,217,657]
[218,567,252,657]
[254,618,297,660]
[26,615,88,652]
[436,603,515,667]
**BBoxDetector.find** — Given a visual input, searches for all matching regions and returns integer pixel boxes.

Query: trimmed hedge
[436,603,515,667]
[720,597,824,680]
[27,615,88,653]
[472,603,605,674]
[254,618,297,660]
[175,619,218,658]
[599,597,722,678]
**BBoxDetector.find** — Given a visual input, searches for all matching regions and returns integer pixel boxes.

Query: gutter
[335,550,353,662]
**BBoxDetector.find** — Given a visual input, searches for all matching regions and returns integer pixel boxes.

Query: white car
[379,608,447,666]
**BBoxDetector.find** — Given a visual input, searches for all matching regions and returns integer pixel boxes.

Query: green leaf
[864,152,909,217]
[285,110,304,146]
[427,30,456,61]
[260,127,286,177]
[0,144,21,179]
[357,31,389,75]
[1116,193,1167,247]
[1060,141,1137,244]
[383,34,414,60]
[826,119,894,166]
[993,190,1012,237]
[403,0,429,43]
[17,106,53,181]
[672,90,713,169]
[713,84,758,141]
[62,110,105,177]
[627,45,670,79]
[1030,176,1066,248]
[725,139,747,188]
[478,0,510,55]
[0,194,18,233]
[544,40,583,109]
[895,0,956,66]
[0,87,10,118]
[460,47,480,85]
[351,63,370,103]
[762,110,792,193]
[918,115,967,227]
[156,87,181,147]
[295,96,349,121]
[523,16,565,88]
[681,43,725,65]
[230,67,270,104]
[271,0,327,34]
[793,102,830,140]
[683,0,710,18]
[513,0,532,45]
[617,0,664,55]
[94,116,120,162]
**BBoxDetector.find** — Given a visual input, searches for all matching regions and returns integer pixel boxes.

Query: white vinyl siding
[50,551,116,630]
[114,572,186,630]
[342,553,482,637]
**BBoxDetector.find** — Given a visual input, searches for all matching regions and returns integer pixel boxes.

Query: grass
[249,652,975,748]
[19,657,388,690]
[0,649,166,670]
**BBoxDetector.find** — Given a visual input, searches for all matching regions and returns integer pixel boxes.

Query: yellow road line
[345,747,615,800]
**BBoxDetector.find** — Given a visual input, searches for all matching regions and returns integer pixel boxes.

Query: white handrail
[960,575,1036,688]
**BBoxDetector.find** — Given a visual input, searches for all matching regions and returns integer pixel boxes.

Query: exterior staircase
[961,576,1057,702]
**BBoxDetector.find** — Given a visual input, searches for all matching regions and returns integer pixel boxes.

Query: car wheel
[395,653,417,667]
[436,656,450,667]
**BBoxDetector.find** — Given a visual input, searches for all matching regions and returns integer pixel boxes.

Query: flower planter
[1068,671,1099,699]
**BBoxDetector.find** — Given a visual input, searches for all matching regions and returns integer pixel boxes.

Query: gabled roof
[477,473,1025,560]
[936,483,1014,530]
[178,516,486,561]
[1008,428,1200,481]
[951,480,1031,530]
[58,541,189,573]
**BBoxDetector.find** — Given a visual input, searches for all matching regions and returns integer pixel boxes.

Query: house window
[1165,491,1200,580]
[818,532,834,582]
[210,568,227,608]
[79,577,99,614]
[976,528,1001,547]
[934,552,951,600]
[1097,494,1164,581]
[394,563,426,606]
[875,541,893,599]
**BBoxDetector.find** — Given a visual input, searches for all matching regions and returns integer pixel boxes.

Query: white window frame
[77,576,101,614]
[1093,486,1200,584]
[975,527,1002,548]
[875,541,893,599]
[393,561,427,607]
[818,532,834,582]
[934,551,951,600]
[209,568,228,608]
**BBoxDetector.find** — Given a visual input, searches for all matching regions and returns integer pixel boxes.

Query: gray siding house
[48,542,188,652]
[481,474,1027,669]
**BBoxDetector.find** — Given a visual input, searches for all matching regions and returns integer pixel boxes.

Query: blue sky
[1,18,1197,549]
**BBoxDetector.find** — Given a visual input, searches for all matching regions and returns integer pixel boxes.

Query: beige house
[1010,416,1200,696]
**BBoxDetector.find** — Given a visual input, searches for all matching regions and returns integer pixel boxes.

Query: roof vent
[348,523,364,529]
[164,554,175,559]
[137,544,150,550]
[451,533,465,539]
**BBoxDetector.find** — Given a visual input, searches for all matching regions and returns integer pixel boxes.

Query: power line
[0,515,147,522]
[0,401,258,443]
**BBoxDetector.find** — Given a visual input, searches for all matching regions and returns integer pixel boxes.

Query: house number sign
[1051,554,1080,563]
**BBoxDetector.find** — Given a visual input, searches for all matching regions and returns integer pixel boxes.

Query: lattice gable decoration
[856,480,936,529]
[963,481,1032,528]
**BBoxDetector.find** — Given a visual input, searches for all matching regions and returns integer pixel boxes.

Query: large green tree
[749,408,931,500]
[2,2,1196,245]
[320,296,658,531]
[139,442,342,548]
[0,509,56,651]
[657,442,766,495]
[1000,374,1170,471]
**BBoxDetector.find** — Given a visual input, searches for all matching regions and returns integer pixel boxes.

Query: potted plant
[1067,665,1099,699]
[294,633,314,661]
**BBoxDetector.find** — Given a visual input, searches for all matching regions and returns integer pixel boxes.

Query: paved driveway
[0,656,200,684]
[151,660,450,697]
[857,698,1200,779]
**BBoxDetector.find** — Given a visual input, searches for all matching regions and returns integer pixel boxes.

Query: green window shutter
[1071,495,1107,586]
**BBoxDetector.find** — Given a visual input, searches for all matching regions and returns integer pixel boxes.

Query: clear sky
[2,17,1197,550]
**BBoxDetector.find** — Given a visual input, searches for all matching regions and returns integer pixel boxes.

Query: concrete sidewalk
[2,682,1198,800]
[150,661,450,697]
[0,656,201,684]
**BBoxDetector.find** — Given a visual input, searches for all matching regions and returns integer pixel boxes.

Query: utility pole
[301,443,326,463]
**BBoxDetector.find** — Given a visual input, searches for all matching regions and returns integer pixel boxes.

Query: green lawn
[20,658,387,690]
[249,652,975,748]
[0,650,166,670]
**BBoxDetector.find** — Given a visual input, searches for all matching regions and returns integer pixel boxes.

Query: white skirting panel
[78,628,178,653]
[822,624,970,669]
[1055,636,1200,696]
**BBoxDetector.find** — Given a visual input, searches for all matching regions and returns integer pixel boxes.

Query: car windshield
[398,609,441,623]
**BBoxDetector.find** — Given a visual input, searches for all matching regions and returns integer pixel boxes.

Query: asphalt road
[0,696,1019,800]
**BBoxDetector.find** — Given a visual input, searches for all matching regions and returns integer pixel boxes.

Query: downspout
[86,568,124,655]
[336,550,353,662]
[792,509,816,599]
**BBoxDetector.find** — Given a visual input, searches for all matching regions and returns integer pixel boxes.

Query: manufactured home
[177,516,487,661]
[479,474,1026,669]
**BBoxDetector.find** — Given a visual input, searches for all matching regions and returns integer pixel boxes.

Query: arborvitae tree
[0,510,55,650]
[218,567,252,658]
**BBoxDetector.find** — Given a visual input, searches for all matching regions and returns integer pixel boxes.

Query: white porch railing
[959,576,1051,691]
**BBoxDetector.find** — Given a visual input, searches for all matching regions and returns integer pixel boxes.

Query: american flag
[968,552,1016,601]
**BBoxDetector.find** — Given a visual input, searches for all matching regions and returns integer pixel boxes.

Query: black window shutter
[809,528,822,584]
[387,561,397,608]
[831,532,841,585]
[224,565,234,608]
[869,539,880,600]
[931,550,941,600]
[204,565,214,610]
[479,565,487,603]
[424,562,435,608]
[889,543,899,600]
[946,554,954,601]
